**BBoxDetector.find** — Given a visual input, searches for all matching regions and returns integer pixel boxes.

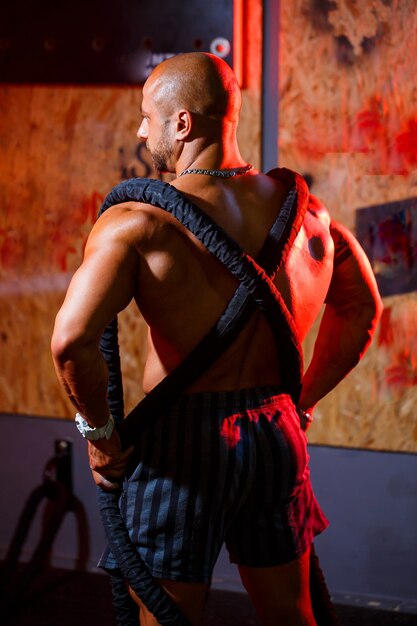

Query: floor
[0,566,416,625]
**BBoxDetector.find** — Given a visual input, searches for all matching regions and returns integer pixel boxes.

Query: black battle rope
[97,488,191,626]
[97,168,309,625]
[99,168,308,439]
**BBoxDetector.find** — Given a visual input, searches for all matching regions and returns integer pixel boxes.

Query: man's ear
[175,110,192,140]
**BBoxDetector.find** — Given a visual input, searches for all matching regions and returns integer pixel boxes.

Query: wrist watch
[296,408,314,430]
[75,413,115,440]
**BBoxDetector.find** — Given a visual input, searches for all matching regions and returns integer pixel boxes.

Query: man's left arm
[298,219,383,422]
[51,208,138,488]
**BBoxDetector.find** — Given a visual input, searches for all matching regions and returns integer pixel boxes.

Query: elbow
[357,277,384,332]
[357,295,383,356]
[51,316,90,367]
[51,328,77,367]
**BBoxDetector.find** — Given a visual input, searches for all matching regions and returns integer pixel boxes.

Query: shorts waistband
[175,385,290,412]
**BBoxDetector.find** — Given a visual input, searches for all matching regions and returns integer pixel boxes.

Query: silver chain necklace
[179,164,253,178]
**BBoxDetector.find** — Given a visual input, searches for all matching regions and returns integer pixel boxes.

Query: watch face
[75,413,89,437]
[75,413,114,440]
[75,413,96,438]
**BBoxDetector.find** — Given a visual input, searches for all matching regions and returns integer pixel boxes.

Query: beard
[148,123,174,173]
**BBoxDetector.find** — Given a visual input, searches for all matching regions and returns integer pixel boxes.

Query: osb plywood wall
[279,0,417,451]
[0,1,262,420]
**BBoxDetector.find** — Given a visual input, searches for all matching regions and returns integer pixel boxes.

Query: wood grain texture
[0,0,262,420]
[279,0,417,451]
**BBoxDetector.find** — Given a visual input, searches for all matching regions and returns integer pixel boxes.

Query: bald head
[145,52,241,125]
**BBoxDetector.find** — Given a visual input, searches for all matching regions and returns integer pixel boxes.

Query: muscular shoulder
[306,195,361,260]
[291,193,333,259]
[307,194,331,226]
[308,195,359,258]
[87,201,175,253]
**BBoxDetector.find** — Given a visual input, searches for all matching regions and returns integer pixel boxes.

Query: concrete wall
[1,413,416,613]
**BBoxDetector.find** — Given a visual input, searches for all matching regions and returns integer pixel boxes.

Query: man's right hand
[88,430,134,491]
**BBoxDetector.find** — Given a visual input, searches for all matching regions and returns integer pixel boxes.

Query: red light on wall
[233,0,244,86]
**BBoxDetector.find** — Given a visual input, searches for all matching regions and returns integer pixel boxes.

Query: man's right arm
[51,205,144,488]
[298,220,383,418]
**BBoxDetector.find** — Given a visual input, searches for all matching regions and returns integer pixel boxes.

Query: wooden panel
[0,0,262,419]
[0,85,147,418]
[279,0,417,451]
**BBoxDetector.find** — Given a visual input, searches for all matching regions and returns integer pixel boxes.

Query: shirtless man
[51,52,382,626]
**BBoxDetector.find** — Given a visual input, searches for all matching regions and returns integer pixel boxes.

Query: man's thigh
[238,548,316,626]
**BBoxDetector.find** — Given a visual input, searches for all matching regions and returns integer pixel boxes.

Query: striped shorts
[98,386,328,583]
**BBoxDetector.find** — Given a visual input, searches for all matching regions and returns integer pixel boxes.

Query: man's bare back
[90,171,335,394]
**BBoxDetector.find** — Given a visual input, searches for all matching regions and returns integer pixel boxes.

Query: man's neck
[175,137,245,178]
